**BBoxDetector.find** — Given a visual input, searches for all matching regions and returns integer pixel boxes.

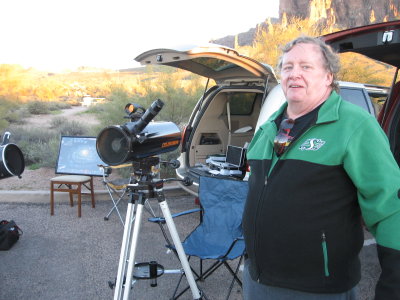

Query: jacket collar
[262,90,341,129]
[316,91,341,124]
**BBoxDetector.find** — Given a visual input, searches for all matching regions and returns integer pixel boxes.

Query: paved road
[0,191,243,300]
[0,190,380,300]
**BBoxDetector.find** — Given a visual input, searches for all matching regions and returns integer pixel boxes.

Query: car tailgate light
[181,125,191,152]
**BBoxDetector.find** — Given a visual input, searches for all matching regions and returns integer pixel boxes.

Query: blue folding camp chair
[169,176,248,300]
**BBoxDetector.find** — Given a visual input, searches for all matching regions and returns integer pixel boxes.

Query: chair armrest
[218,236,245,259]
[110,163,132,169]
[148,208,202,224]
[98,163,132,174]
[98,163,131,169]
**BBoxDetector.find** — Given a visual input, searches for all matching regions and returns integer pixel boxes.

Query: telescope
[96,99,181,166]
[0,132,25,179]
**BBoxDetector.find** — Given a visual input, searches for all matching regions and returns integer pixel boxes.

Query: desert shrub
[28,163,41,170]
[138,74,202,125]
[95,87,133,128]
[86,103,106,114]
[21,137,60,167]
[25,100,71,115]
[339,53,394,87]
[5,108,29,125]
[46,101,71,111]
[49,116,65,129]
[8,118,90,168]
[0,119,9,133]
[8,127,57,166]
[49,117,89,136]
[0,97,26,131]
[10,127,55,144]
[58,120,89,136]
[26,101,50,115]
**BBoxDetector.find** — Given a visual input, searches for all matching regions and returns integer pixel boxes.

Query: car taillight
[181,126,193,153]
[181,126,188,152]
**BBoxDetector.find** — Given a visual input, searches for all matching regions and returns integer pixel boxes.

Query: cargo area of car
[186,88,264,167]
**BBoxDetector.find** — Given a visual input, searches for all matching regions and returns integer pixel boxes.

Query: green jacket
[242,91,400,296]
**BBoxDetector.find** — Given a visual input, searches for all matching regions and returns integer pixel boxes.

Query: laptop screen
[225,145,244,167]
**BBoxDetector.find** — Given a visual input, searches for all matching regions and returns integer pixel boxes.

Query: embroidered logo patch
[299,138,326,151]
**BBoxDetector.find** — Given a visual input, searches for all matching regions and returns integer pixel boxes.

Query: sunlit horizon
[0,0,279,73]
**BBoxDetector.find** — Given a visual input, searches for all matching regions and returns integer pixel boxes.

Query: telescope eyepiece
[133,99,164,134]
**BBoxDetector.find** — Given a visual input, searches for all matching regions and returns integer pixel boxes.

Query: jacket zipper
[252,112,334,282]
[253,115,323,281]
[254,127,276,282]
[253,183,269,282]
[321,231,330,277]
[254,122,313,281]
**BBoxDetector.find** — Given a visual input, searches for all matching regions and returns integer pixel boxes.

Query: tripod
[112,157,202,300]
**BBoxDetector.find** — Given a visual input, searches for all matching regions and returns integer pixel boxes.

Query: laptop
[225,145,246,168]
[207,145,246,169]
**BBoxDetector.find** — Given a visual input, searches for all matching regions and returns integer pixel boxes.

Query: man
[242,36,400,299]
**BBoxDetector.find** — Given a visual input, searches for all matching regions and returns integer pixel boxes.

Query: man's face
[280,43,333,106]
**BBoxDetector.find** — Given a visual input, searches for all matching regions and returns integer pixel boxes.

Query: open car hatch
[322,20,400,68]
[134,44,277,84]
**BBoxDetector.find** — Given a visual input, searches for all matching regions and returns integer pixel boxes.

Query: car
[322,20,400,165]
[134,44,389,196]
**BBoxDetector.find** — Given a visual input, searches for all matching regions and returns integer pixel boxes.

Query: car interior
[188,88,264,167]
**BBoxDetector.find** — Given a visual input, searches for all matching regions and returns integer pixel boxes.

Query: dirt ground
[0,167,106,191]
[22,105,100,128]
[0,106,105,191]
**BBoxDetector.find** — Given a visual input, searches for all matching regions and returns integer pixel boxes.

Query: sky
[0,0,279,72]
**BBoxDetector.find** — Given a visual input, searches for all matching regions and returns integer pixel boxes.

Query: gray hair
[277,36,340,92]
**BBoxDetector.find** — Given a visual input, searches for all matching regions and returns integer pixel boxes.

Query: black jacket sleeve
[375,244,400,300]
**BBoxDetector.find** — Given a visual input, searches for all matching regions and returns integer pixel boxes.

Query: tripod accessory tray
[133,261,165,280]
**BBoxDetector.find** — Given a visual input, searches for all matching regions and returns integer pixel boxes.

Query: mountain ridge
[211,0,400,48]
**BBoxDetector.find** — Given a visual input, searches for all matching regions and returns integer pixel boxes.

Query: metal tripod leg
[122,194,144,300]
[155,189,202,300]
[113,192,144,300]
[113,188,202,300]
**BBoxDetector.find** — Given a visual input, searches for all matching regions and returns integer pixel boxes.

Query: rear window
[192,57,234,72]
[228,93,257,115]
[340,87,373,114]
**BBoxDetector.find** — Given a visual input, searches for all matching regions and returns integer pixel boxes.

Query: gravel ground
[0,194,244,300]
